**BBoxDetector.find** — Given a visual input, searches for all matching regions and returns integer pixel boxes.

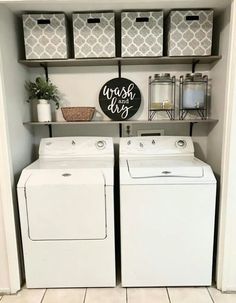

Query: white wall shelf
[23,119,218,137]
[23,119,218,125]
[19,56,221,68]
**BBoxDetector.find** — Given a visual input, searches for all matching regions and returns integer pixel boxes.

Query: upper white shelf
[18,56,221,68]
[6,0,230,14]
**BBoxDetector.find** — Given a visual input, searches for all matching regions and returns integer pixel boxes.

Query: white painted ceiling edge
[0,0,231,13]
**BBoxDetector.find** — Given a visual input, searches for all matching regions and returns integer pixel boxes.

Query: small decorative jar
[148,73,176,120]
[179,73,208,119]
[37,99,52,122]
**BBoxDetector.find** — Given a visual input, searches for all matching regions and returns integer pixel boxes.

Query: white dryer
[120,136,216,287]
[17,137,116,288]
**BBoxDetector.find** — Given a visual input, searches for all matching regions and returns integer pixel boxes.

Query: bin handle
[87,18,100,24]
[37,19,51,25]
[185,16,200,21]
[135,17,149,22]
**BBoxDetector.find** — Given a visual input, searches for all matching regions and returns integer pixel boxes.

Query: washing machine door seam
[24,171,107,242]
[24,191,108,242]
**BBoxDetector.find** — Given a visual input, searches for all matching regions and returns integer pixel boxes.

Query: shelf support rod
[119,123,122,137]
[46,124,52,138]
[40,63,49,82]
[118,60,121,78]
[189,122,197,136]
[192,59,200,74]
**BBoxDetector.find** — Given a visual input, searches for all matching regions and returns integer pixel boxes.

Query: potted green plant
[25,77,60,122]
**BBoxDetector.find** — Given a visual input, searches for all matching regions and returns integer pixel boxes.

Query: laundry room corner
[0,3,34,294]
[1,0,236,299]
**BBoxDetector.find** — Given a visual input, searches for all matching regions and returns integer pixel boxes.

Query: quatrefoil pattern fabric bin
[73,12,116,58]
[121,11,163,57]
[23,14,68,59]
[167,10,214,56]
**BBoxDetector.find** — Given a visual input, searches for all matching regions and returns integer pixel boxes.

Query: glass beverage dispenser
[179,73,208,119]
[148,73,176,120]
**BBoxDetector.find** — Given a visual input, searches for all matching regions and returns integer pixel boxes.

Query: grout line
[40,289,47,303]
[166,288,171,303]
[206,287,215,303]
[83,288,87,303]
[126,288,128,303]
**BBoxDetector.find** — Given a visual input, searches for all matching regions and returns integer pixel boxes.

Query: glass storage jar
[180,73,208,109]
[148,73,176,120]
[179,73,208,119]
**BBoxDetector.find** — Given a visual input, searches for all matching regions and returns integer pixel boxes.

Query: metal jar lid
[154,73,172,82]
[184,73,207,82]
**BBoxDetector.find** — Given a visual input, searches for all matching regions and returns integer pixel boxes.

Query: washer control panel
[39,137,113,158]
[120,136,194,156]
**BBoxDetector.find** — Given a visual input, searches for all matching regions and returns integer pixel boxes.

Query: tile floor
[1,286,236,303]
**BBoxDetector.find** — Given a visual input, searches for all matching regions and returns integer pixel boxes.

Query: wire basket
[61,107,95,122]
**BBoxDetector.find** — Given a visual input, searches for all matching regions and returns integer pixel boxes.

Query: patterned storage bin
[121,11,163,57]
[73,12,116,58]
[167,10,214,56]
[23,14,68,60]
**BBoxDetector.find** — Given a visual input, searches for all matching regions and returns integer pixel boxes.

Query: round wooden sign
[99,77,141,121]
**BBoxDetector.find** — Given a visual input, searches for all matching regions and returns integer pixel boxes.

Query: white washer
[17,137,116,288]
[120,136,216,287]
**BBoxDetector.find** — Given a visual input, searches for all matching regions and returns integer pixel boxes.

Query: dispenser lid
[153,73,174,82]
[184,73,208,82]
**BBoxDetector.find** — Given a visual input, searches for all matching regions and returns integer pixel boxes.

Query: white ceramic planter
[37,99,52,122]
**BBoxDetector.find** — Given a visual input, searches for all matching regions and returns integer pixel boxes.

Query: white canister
[37,99,52,122]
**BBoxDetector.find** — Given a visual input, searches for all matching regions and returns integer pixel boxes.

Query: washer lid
[25,169,106,241]
[127,159,204,178]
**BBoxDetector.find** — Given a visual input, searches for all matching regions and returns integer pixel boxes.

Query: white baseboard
[0,288,11,295]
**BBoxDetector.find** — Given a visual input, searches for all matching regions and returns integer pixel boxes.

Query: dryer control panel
[39,137,113,158]
[120,136,194,156]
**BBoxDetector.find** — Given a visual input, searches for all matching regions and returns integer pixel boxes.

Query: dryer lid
[26,169,105,186]
[127,159,204,178]
[25,169,107,241]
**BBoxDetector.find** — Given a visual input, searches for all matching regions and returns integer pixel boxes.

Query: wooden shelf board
[18,56,221,68]
[23,119,218,126]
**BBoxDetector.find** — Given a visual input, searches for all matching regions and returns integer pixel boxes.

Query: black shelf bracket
[46,124,52,137]
[192,59,200,73]
[40,63,49,82]
[118,60,121,78]
[189,122,197,136]
[119,123,122,137]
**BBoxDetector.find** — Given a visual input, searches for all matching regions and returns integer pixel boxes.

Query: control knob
[96,140,106,149]
[176,139,186,148]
